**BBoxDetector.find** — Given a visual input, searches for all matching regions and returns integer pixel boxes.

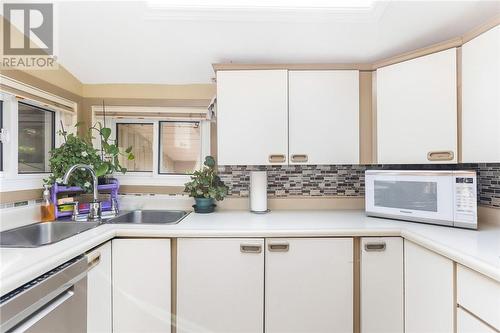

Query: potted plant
[45,123,134,191]
[45,131,102,192]
[184,156,228,213]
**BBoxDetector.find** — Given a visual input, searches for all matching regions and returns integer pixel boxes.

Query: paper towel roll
[250,171,268,213]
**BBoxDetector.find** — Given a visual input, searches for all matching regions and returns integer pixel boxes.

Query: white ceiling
[53,0,500,84]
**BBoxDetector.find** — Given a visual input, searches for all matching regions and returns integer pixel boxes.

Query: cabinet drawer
[457,264,500,330]
[457,308,498,333]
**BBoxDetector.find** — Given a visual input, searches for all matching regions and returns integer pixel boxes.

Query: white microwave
[365,170,477,229]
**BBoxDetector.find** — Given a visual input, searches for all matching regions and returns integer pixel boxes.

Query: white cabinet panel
[112,239,171,333]
[462,26,500,163]
[404,240,454,333]
[457,308,497,333]
[376,48,457,164]
[361,237,403,333]
[217,70,288,165]
[177,238,264,333]
[87,241,112,333]
[289,70,359,164]
[457,264,500,330]
[265,238,353,333]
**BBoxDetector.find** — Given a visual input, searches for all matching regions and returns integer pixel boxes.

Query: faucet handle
[111,197,119,215]
[88,200,102,221]
[71,201,80,221]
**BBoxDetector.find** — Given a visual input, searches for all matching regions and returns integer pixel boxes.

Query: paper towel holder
[249,171,270,214]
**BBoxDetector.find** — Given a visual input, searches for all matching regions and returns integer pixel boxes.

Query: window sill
[114,173,191,187]
[0,174,46,192]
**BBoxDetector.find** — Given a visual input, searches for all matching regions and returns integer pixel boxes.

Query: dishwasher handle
[8,288,75,333]
[0,255,89,333]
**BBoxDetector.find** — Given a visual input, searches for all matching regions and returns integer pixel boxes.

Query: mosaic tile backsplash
[218,163,500,208]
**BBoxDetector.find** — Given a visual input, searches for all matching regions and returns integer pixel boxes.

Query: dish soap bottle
[41,185,55,222]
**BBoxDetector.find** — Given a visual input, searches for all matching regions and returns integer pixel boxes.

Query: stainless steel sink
[0,221,99,248]
[108,210,189,224]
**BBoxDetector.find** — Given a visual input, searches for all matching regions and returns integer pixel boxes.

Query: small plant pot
[193,197,215,213]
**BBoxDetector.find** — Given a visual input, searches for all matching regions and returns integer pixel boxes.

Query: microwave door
[366,174,454,225]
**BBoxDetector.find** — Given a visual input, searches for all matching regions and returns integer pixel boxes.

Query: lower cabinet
[404,240,454,333]
[457,308,498,333]
[360,237,403,333]
[87,241,112,333]
[112,238,171,333]
[265,238,353,333]
[177,238,264,333]
[177,238,353,333]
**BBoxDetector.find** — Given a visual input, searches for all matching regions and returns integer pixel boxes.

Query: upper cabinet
[461,26,500,163]
[217,70,289,165]
[289,70,359,164]
[217,69,360,165]
[376,48,458,164]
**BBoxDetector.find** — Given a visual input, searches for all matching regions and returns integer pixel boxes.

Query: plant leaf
[101,127,111,141]
[95,164,109,177]
[125,146,133,153]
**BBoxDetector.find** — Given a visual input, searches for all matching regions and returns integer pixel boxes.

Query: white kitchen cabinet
[112,239,171,333]
[177,238,264,333]
[462,25,500,163]
[376,48,457,164]
[457,264,500,330]
[217,70,288,165]
[87,241,112,333]
[288,70,359,164]
[404,240,454,333]
[265,238,353,333]
[457,308,498,333]
[360,237,403,333]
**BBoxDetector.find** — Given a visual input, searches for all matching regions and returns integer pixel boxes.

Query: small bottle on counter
[40,185,55,222]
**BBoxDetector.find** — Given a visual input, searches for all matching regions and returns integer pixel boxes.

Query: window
[18,102,55,174]
[116,123,154,172]
[159,121,201,174]
[0,100,3,171]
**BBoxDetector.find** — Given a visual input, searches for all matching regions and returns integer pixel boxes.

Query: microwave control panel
[453,176,477,225]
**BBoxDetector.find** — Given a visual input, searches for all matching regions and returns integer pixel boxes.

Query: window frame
[0,100,3,172]
[158,120,202,176]
[0,92,78,192]
[92,110,210,187]
[17,101,56,175]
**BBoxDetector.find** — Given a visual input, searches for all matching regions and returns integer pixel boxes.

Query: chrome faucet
[63,164,101,221]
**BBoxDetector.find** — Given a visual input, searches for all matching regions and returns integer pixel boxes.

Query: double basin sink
[0,210,188,248]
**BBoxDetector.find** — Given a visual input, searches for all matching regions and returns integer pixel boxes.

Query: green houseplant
[45,123,134,191]
[184,156,228,213]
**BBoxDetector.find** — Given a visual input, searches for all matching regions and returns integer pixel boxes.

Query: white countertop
[1,210,499,296]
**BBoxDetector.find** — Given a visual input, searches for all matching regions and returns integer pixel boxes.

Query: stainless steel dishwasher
[0,254,99,333]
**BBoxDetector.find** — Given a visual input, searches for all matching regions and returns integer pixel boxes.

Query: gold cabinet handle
[290,154,308,163]
[268,242,289,252]
[240,243,262,253]
[427,151,454,161]
[268,154,286,163]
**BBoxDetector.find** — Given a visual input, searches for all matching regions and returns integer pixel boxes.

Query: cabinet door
[288,70,359,164]
[265,238,353,333]
[361,237,403,333]
[376,48,457,164]
[462,26,500,163]
[457,308,498,333]
[177,238,264,333]
[404,240,454,333]
[112,239,171,333]
[87,241,112,333]
[217,70,288,165]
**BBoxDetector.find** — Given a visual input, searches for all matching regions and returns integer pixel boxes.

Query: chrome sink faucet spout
[63,164,101,221]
